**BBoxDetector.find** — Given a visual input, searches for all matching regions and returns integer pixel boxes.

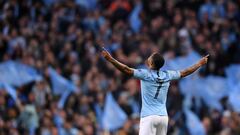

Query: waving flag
[0,61,42,87]
[228,84,240,113]
[180,75,228,111]
[129,3,142,33]
[48,67,76,95]
[200,91,223,111]
[197,76,228,111]
[164,51,201,71]
[102,93,127,131]
[179,76,204,97]
[0,82,17,101]
[203,76,230,100]
[57,91,72,109]
[184,109,206,135]
[225,64,240,91]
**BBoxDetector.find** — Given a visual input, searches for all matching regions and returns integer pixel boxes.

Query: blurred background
[0,0,240,135]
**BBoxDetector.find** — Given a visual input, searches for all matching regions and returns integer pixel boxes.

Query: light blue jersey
[133,69,181,118]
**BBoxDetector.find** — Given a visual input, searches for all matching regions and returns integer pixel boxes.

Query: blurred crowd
[0,0,240,135]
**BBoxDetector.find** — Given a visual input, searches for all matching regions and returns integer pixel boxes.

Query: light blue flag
[57,91,71,109]
[102,93,127,131]
[200,91,223,111]
[203,76,230,100]
[94,103,103,129]
[75,0,97,10]
[129,3,142,33]
[183,95,193,109]
[180,76,226,111]
[0,61,42,87]
[184,109,206,135]
[48,67,76,95]
[198,76,229,111]
[179,76,204,97]
[163,51,201,71]
[0,82,17,101]
[228,84,240,113]
[225,64,240,91]
[180,76,203,111]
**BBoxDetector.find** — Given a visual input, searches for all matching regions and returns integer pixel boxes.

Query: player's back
[133,69,180,118]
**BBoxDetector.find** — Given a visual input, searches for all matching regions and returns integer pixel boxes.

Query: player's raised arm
[180,54,209,78]
[100,47,134,76]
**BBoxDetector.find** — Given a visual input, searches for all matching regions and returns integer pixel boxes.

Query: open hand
[198,54,209,66]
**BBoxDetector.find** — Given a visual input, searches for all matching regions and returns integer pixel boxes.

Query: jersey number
[154,79,162,99]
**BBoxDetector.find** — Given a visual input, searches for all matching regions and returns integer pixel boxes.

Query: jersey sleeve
[133,69,149,80]
[165,70,181,81]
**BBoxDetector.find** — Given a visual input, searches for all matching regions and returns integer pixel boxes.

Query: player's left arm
[180,54,209,78]
[100,47,134,76]
[153,55,209,81]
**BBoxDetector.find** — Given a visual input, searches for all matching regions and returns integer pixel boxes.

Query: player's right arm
[180,54,209,78]
[100,47,134,76]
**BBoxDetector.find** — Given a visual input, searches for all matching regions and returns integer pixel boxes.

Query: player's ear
[149,59,155,69]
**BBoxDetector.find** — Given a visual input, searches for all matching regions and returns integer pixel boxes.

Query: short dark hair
[151,53,165,70]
